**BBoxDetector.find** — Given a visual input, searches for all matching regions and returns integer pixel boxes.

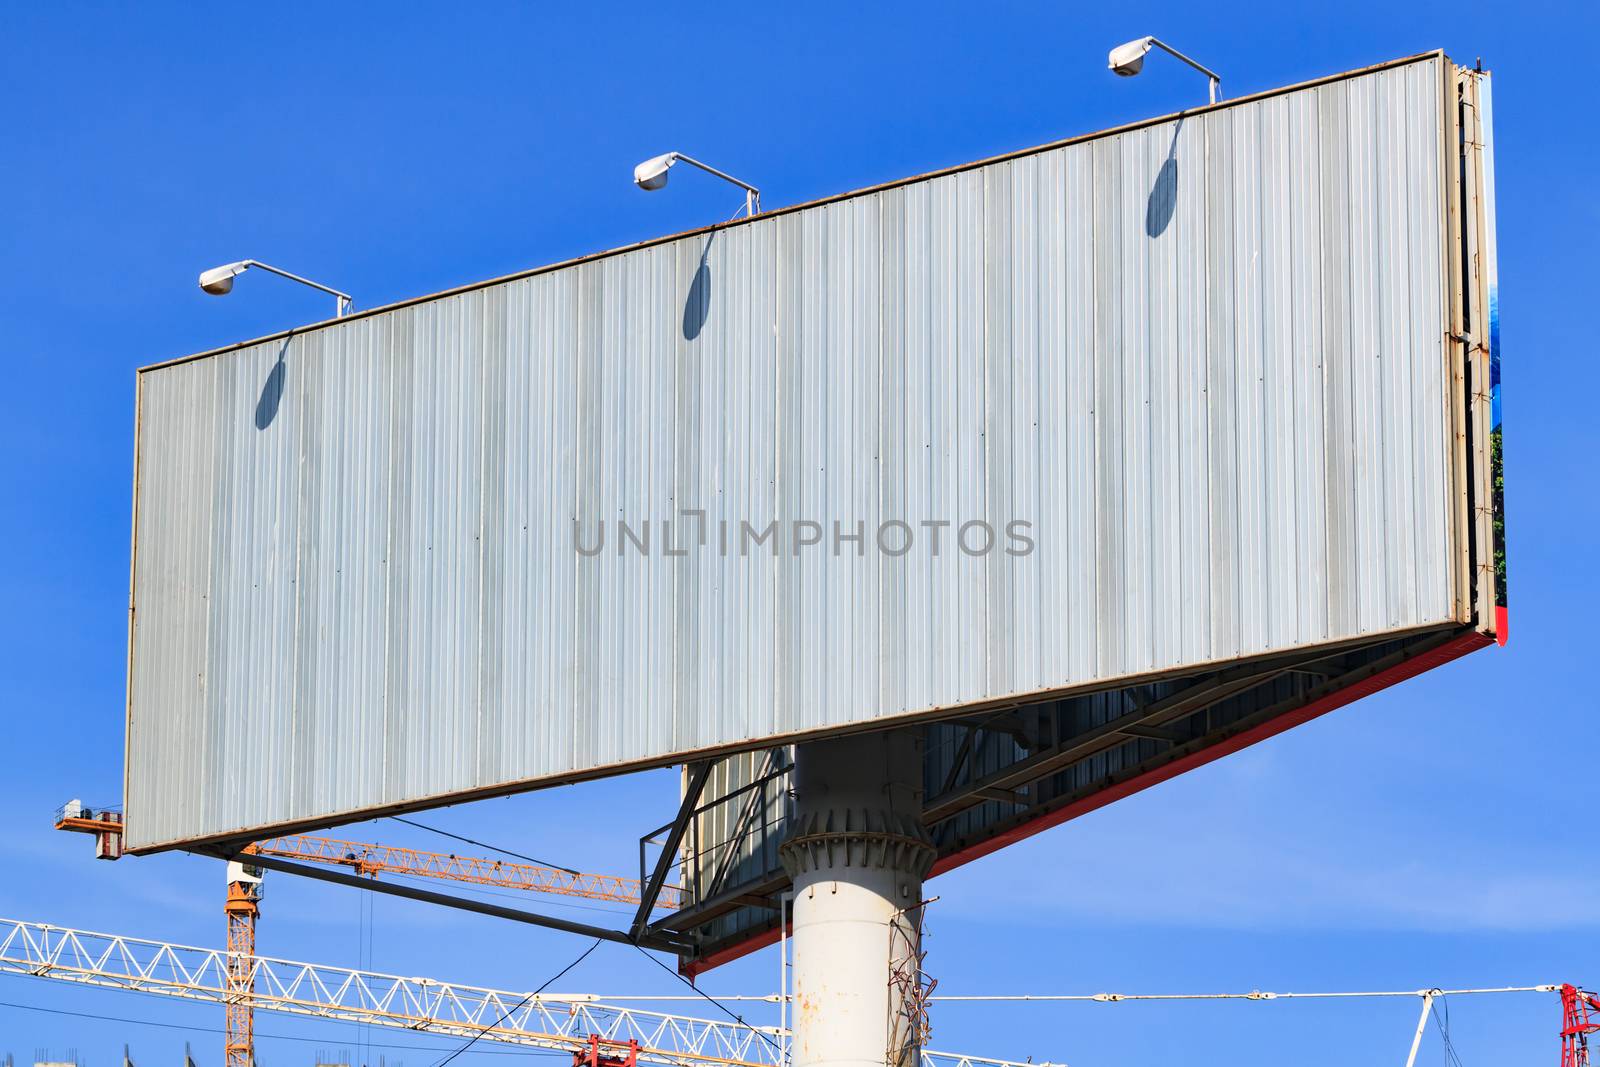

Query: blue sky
[1,2,1596,1065]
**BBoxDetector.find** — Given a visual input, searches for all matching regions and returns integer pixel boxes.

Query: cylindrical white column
[780,731,934,1067]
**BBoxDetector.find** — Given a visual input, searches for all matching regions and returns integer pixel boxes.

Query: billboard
[124,51,1501,859]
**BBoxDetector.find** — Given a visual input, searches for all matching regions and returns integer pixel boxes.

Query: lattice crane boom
[0,917,1047,1067]
[52,804,677,908]
[246,832,680,909]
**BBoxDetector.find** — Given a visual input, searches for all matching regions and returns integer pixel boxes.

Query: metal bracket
[630,760,714,943]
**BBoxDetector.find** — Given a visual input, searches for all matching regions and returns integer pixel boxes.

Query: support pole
[1403,991,1437,1067]
[780,732,934,1067]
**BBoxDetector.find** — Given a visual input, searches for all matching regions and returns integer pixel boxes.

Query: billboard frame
[124,50,1499,860]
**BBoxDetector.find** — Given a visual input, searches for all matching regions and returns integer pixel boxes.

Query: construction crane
[52,804,675,907]
[246,831,680,908]
[1563,984,1600,1067]
[53,801,123,860]
[4,913,1589,1066]
[223,862,262,1067]
[0,916,1044,1067]
[53,801,678,1067]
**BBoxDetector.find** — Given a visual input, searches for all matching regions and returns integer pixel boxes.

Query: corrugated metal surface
[127,55,1459,852]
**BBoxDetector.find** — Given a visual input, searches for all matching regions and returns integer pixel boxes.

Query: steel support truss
[0,917,1053,1067]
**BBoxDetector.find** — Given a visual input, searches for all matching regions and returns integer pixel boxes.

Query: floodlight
[1107,35,1222,104]
[197,259,354,317]
[632,151,761,215]
[1109,37,1155,77]
[198,261,250,295]
[634,152,678,191]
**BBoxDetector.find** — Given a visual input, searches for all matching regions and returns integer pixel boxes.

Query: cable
[388,816,582,875]
[928,985,1557,1002]
[1432,995,1466,1067]
[428,938,602,1067]
[0,997,565,1058]
[631,945,786,1057]
[360,888,374,1065]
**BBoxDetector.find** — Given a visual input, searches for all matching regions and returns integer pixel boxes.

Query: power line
[1433,995,1467,1067]
[428,938,602,1067]
[928,985,1558,1002]
[0,997,564,1058]
[631,945,786,1057]
[388,816,582,875]
[359,887,375,1066]
[402,816,784,1056]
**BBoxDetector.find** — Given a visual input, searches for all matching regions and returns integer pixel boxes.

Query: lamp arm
[1149,38,1222,101]
[244,260,355,309]
[673,154,762,213]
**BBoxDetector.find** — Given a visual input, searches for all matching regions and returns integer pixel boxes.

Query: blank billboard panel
[124,52,1500,854]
